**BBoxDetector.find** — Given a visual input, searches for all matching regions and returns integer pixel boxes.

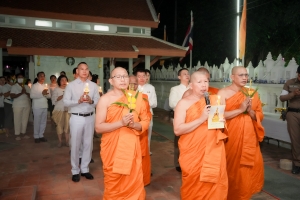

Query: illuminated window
[35,20,53,27]
[9,17,26,25]
[56,22,72,29]
[117,26,130,33]
[0,16,5,23]
[94,25,109,31]
[133,28,145,34]
[75,23,91,30]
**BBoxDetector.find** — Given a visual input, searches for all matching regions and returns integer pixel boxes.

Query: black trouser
[4,102,13,129]
[0,107,4,129]
[174,134,180,167]
[47,99,54,117]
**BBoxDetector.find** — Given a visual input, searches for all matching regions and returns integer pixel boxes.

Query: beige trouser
[52,110,70,135]
[286,111,300,166]
[13,106,30,135]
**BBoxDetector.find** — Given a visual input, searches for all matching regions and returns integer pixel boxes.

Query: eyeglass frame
[110,75,130,80]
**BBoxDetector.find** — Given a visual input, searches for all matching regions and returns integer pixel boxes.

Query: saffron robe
[225,89,265,200]
[140,94,152,186]
[101,92,150,200]
[208,87,219,95]
[179,95,228,200]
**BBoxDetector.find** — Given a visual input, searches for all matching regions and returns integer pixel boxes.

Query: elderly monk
[218,66,264,200]
[129,75,152,186]
[174,71,228,200]
[182,67,219,98]
[95,67,150,199]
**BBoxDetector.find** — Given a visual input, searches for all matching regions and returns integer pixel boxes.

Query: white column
[109,61,114,89]
[98,57,104,89]
[129,58,133,75]
[29,56,35,82]
[145,56,150,83]
[236,0,240,64]
[0,48,2,76]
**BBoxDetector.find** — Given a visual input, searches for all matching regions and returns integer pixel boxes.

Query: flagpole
[190,10,193,69]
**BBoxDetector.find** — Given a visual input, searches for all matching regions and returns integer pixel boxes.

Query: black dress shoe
[176,167,182,172]
[39,137,47,142]
[292,166,300,174]
[79,158,81,164]
[72,174,80,182]
[81,172,94,180]
[34,139,40,143]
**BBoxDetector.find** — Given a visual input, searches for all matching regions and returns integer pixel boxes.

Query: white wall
[34,56,102,83]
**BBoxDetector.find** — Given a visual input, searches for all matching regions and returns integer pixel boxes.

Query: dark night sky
[150,0,300,67]
[151,0,237,66]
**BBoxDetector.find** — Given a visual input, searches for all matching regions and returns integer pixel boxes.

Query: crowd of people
[1,63,299,200]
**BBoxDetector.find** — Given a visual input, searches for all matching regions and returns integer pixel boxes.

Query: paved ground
[0,108,299,199]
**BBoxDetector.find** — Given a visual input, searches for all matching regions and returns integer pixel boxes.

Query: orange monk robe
[179,95,228,200]
[140,94,152,186]
[101,91,150,200]
[208,87,219,95]
[225,88,265,200]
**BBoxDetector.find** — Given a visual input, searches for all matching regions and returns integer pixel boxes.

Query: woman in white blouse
[52,75,70,147]
[10,74,31,140]
[48,75,57,118]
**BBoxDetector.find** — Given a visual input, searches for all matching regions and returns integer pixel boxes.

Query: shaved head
[128,75,138,91]
[129,75,137,84]
[111,67,127,78]
[197,67,210,79]
[231,66,246,75]
[191,71,208,83]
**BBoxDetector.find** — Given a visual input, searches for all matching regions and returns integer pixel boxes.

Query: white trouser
[148,118,153,153]
[13,106,30,135]
[70,114,94,175]
[32,108,47,139]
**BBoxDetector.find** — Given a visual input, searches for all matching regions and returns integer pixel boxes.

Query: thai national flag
[179,17,193,62]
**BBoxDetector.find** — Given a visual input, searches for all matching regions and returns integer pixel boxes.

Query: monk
[129,75,152,186]
[182,67,219,98]
[95,67,150,199]
[174,71,228,200]
[218,66,265,200]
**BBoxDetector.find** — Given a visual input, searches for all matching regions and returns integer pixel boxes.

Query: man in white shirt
[2,75,15,136]
[63,62,100,182]
[0,76,5,133]
[136,69,157,155]
[30,71,51,143]
[169,68,190,172]
[10,74,31,140]
[145,69,151,83]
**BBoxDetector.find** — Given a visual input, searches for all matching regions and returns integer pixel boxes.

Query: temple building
[0,0,186,89]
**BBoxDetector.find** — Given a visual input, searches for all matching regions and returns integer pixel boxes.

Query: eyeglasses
[236,74,249,78]
[111,75,129,80]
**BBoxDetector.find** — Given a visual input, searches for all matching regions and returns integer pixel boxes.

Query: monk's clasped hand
[240,97,250,112]
[122,113,134,126]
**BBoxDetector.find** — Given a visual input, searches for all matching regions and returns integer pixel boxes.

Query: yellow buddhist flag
[239,0,247,59]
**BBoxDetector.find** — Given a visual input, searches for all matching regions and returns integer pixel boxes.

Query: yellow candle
[139,87,144,93]
[128,93,132,112]
[84,83,89,93]
[249,79,252,92]
[99,86,102,93]
[45,83,48,89]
